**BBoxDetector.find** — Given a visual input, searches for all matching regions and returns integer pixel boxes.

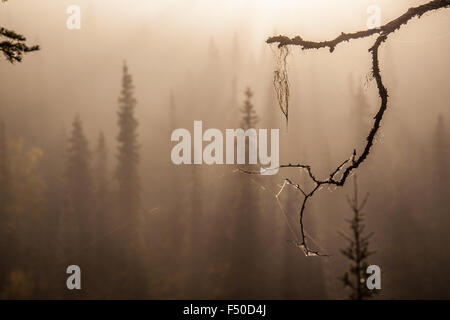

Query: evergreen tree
[116,62,140,221]
[226,33,240,126]
[65,116,93,230]
[340,176,376,300]
[46,126,67,298]
[94,132,108,215]
[93,132,110,246]
[226,87,262,297]
[115,62,146,298]
[240,87,259,130]
[92,131,113,298]
[63,115,93,298]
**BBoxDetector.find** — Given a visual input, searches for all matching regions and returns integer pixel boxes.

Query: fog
[0,0,449,299]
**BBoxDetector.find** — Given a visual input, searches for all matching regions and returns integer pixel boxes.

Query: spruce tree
[94,132,108,215]
[65,116,92,222]
[116,62,140,221]
[115,62,146,298]
[240,87,259,130]
[93,132,110,247]
[228,87,262,297]
[340,176,376,300]
[92,132,112,298]
[64,115,93,289]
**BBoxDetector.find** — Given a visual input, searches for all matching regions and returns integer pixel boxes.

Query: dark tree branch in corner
[242,0,450,257]
[1,0,40,63]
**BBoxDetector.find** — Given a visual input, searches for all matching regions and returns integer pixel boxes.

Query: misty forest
[1,0,450,299]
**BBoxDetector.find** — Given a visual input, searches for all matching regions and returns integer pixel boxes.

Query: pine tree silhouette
[115,61,147,298]
[92,131,113,298]
[63,115,94,298]
[64,116,93,257]
[93,132,110,245]
[228,87,262,297]
[340,176,376,300]
[116,62,140,220]
[94,132,108,213]
[65,115,93,236]
[240,87,259,130]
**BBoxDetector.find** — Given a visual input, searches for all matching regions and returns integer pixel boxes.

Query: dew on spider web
[327,186,337,192]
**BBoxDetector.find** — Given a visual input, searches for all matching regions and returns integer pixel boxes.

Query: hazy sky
[1,0,449,141]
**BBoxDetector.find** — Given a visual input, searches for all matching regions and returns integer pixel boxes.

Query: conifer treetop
[240,87,259,130]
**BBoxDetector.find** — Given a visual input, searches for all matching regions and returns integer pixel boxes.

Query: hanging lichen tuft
[273,46,290,127]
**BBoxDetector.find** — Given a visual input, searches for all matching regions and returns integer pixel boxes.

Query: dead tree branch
[243,0,450,256]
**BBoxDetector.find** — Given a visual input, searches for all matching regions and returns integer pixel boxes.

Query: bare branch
[245,0,450,256]
[267,0,450,51]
